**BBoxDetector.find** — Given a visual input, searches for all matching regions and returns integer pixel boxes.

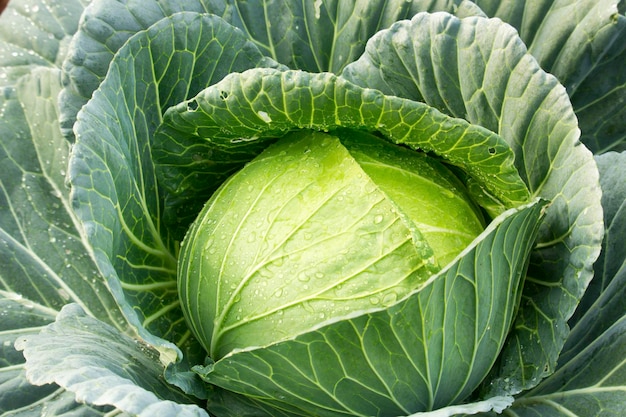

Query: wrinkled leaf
[68,11,281,382]
[197,200,546,416]
[472,0,626,153]
[341,12,603,395]
[58,0,483,140]
[58,0,225,139]
[0,0,90,87]
[16,304,208,417]
[154,68,529,230]
[0,65,131,415]
[562,151,626,363]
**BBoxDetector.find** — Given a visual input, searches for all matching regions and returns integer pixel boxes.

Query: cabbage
[179,130,485,358]
[2,1,623,416]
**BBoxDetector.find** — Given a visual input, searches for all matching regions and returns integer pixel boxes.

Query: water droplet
[274,288,283,297]
[373,214,383,224]
[259,268,273,278]
[382,292,398,306]
[442,189,455,199]
[257,110,272,123]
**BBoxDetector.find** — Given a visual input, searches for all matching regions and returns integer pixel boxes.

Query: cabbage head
[179,129,486,359]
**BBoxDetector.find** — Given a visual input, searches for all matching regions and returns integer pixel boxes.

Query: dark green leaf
[492,151,626,417]
[0,0,90,87]
[341,12,604,395]
[563,151,626,364]
[58,0,483,140]
[68,11,281,376]
[219,0,484,73]
[58,0,227,140]
[471,0,626,153]
[499,316,626,417]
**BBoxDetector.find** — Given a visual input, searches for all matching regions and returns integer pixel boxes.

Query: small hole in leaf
[488,147,496,155]
[219,90,229,100]
[187,100,199,112]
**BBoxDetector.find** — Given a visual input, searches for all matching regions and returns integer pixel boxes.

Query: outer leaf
[68,11,281,384]
[58,0,483,140]
[154,68,529,231]
[472,0,626,153]
[0,1,135,415]
[0,290,57,416]
[341,12,603,396]
[16,303,208,417]
[471,152,626,417]
[0,67,132,415]
[562,151,626,364]
[0,0,90,87]
[196,200,546,416]
[2,67,131,335]
[58,0,226,139]
[219,0,484,73]
[497,316,626,417]
[0,292,115,417]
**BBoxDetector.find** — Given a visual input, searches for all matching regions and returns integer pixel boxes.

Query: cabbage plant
[0,1,624,416]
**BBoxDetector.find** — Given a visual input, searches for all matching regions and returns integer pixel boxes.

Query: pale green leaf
[16,304,208,417]
[0,67,127,416]
[0,290,57,416]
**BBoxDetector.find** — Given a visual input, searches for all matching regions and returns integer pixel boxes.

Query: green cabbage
[2,1,622,416]
[179,130,485,358]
